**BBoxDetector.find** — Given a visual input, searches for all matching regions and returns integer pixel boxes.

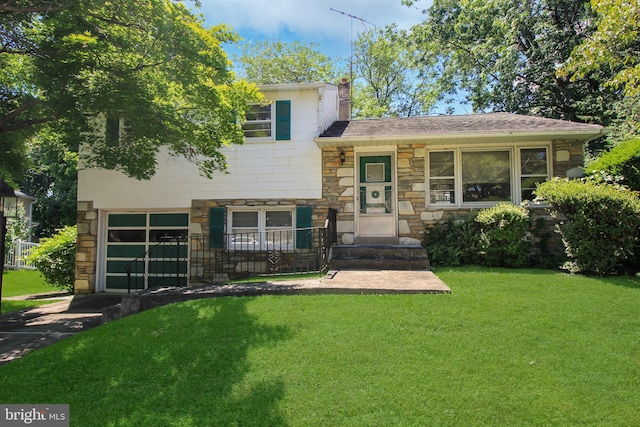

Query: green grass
[1,267,639,426]
[1,299,56,313]
[1,270,63,314]
[1,269,55,297]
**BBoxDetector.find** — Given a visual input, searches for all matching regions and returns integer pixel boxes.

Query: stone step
[330,245,430,271]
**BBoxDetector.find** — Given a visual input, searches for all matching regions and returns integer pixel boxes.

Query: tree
[560,0,640,98]
[19,129,78,238]
[0,0,260,180]
[352,24,440,118]
[404,0,620,124]
[236,39,343,84]
[559,0,640,144]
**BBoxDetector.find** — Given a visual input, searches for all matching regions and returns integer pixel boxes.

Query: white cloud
[198,0,430,49]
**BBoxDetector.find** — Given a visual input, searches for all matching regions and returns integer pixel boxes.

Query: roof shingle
[319,112,605,139]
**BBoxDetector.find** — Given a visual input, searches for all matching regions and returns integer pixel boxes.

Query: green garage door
[105,212,189,291]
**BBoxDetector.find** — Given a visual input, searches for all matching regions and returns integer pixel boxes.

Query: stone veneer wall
[552,140,584,177]
[322,147,356,243]
[321,139,584,246]
[322,144,430,244]
[326,146,472,244]
[75,201,98,294]
[397,144,427,243]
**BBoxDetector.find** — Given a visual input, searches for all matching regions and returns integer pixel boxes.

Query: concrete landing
[318,270,450,294]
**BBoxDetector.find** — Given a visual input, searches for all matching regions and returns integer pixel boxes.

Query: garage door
[105,212,189,291]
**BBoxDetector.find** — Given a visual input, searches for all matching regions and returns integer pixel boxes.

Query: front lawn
[1,270,65,314]
[1,269,55,297]
[1,267,639,426]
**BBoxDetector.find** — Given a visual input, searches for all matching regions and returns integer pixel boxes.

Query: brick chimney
[338,78,351,121]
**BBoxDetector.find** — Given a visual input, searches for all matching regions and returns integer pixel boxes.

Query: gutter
[315,128,610,148]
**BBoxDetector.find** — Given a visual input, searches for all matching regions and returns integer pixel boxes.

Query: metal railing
[190,225,331,283]
[125,209,338,292]
[125,235,189,293]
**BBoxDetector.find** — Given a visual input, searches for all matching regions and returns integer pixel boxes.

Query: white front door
[356,154,396,237]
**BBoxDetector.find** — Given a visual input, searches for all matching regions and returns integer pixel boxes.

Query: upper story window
[427,146,550,207]
[242,100,291,141]
[242,104,273,139]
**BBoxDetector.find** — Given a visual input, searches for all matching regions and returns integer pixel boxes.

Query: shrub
[475,203,531,268]
[585,138,640,191]
[423,212,481,266]
[27,225,77,292]
[528,215,566,269]
[535,178,640,275]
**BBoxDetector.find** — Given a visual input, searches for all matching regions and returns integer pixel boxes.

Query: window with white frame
[242,104,272,138]
[229,208,294,250]
[520,148,549,201]
[428,151,456,205]
[427,146,550,207]
[462,150,511,203]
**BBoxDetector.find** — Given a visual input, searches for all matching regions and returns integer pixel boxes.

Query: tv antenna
[330,8,376,87]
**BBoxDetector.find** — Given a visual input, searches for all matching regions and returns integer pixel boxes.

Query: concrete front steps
[329,244,430,271]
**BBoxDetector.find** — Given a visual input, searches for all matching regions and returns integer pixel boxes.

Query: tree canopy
[1,0,260,180]
[236,39,343,84]
[404,0,620,125]
[19,129,78,238]
[560,0,640,98]
[352,24,440,118]
[559,0,640,143]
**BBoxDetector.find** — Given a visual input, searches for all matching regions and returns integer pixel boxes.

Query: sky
[195,0,431,68]
[192,0,469,115]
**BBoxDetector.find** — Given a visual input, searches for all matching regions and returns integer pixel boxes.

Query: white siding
[318,86,339,134]
[78,84,335,209]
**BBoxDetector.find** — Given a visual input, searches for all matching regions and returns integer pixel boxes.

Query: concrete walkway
[0,294,123,366]
[0,270,450,365]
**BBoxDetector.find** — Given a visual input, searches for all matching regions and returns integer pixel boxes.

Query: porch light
[0,179,19,219]
[339,149,346,165]
[0,178,18,315]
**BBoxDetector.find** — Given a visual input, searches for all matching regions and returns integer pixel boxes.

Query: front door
[356,154,396,237]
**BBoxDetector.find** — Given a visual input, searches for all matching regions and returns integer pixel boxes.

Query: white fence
[4,240,39,270]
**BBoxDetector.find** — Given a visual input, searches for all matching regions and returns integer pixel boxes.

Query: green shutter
[295,206,312,249]
[106,116,120,146]
[209,207,225,249]
[275,100,291,140]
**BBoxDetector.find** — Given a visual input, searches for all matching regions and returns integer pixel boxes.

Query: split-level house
[75,80,607,293]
